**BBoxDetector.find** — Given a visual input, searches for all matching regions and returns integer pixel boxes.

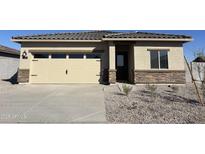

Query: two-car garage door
[30,53,101,83]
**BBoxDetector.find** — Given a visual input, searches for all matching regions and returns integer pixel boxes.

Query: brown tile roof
[12,30,192,41]
[103,32,192,39]
[0,45,20,55]
[12,31,117,40]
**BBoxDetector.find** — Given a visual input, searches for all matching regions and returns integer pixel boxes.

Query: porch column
[108,42,116,84]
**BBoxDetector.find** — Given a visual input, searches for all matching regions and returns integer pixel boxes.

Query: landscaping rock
[104,84,205,124]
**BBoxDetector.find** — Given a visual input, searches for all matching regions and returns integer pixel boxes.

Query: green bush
[145,84,158,102]
[122,84,133,96]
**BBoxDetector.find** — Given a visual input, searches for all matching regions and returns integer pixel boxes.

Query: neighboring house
[185,60,192,83]
[0,45,20,80]
[191,56,205,82]
[12,31,192,84]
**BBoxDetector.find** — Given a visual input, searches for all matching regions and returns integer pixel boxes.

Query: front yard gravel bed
[104,84,205,124]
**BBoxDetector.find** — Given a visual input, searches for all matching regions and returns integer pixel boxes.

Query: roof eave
[11,38,193,43]
[102,38,193,42]
[11,39,102,43]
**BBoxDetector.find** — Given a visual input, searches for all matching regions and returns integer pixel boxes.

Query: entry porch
[106,42,135,84]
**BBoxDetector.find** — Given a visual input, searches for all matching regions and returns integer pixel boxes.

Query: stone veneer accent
[18,69,29,83]
[134,70,186,84]
[109,69,117,84]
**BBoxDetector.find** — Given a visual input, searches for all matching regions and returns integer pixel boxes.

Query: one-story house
[11,31,192,84]
[0,45,19,80]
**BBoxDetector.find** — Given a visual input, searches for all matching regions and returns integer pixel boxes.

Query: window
[34,53,49,58]
[51,54,66,59]
[150,52,159,69]
[69,54,84,59]
[86,54,101,59]
[160,51,168,69]
[117,55,124,67]
[150,50,168,69]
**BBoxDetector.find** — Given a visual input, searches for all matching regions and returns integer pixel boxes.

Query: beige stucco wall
[134,42,185,70]
[21,42,107,50]
[108,43,116,70]
[19,42,108,69]
[19,48,32,69]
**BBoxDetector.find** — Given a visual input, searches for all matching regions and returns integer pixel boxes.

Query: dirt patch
[104,84,205,124]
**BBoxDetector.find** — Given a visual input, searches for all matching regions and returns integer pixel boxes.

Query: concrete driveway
[0,81,106,123]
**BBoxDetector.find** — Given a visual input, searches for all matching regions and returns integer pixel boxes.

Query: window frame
[149,50,169,70]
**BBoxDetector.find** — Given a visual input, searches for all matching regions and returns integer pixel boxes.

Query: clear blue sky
[0,30,204,61]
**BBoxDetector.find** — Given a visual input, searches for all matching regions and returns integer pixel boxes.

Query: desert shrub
[121,84,133,96]
[145,84,158,102]
[145,84,157,93]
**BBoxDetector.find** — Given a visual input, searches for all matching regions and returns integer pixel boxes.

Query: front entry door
[116,52,128,81]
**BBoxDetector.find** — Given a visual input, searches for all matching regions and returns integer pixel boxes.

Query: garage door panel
[49,60,67,83]
[30,58,101,83]
[66,59,100,83]
[30,60,49,83]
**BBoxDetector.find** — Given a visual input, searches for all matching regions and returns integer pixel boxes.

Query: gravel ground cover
[104,84,205,124]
